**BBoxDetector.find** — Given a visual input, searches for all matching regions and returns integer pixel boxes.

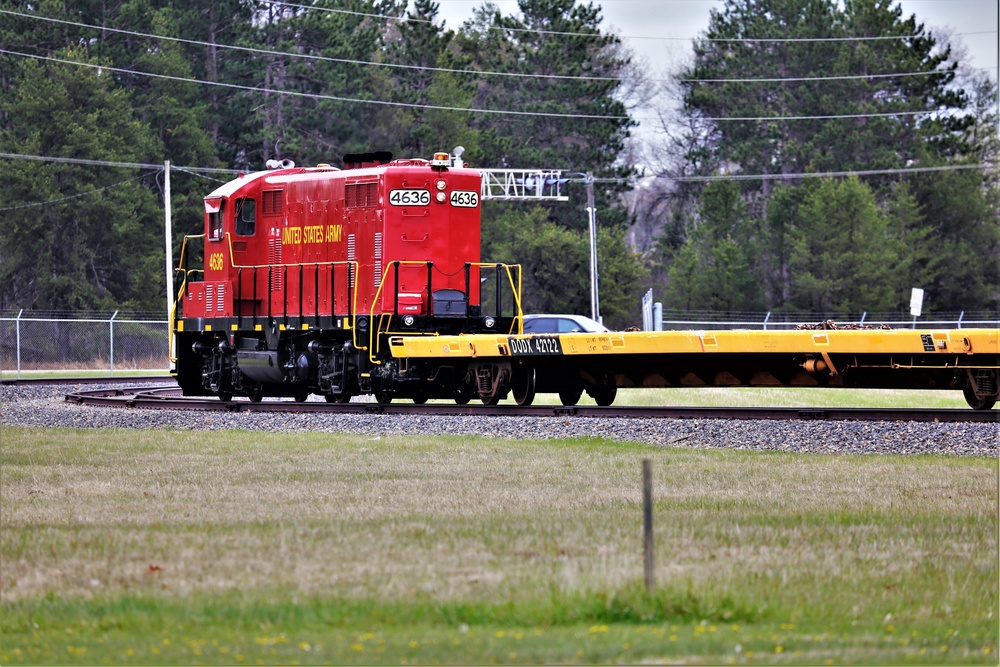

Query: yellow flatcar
[387,327,1000,410]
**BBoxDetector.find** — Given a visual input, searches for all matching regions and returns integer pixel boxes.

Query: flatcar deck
[389,327,1000,408]
[390,327,998,358]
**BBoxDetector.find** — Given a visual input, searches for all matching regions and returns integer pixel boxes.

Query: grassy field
[1,425,996,665]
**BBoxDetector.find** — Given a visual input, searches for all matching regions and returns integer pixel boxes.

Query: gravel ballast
[2,383,997,457]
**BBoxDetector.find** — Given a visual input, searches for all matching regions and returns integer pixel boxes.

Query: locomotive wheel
[412,397,428,404]
[454,394,471,405]
[374,389,393,404]
[512,366,536,406]
[963,383,997,410]
[588,385,617,407]
[558,385,583,406]
[249,391,264,403]
[482,391,507,406]
[294,389,309,403]
[218,391,232,402]
[325,393,351,404]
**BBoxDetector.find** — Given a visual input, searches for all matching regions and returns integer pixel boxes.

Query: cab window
[208,201,224,241]
[235,198,256,236]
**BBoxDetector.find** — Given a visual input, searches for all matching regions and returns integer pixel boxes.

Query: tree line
[0,0,996,326]
[637,0,998,319]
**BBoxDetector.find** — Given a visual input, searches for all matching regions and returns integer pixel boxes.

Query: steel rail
[61,386,1000,423]
[3,375,175,386]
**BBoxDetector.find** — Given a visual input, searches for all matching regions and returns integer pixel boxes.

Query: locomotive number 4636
[389,189,431,206]
[208,252,225,271]
[450,190,479,208]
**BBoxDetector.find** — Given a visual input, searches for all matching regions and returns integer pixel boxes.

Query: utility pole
[585,172,600,323]
[164,160,173,319]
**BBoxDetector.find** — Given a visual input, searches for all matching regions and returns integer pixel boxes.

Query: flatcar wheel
[249,391,264,403]
[963,383,997,410]
[218,391,232,402]
[325,393,351,404]
[588,385,617,407]
[512,366,536,406]
[558,385,583,407]
[454,395,471,405]
[294,389,309,403]
[413,397,428,404]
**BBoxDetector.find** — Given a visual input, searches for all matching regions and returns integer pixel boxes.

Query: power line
[3,151,987,188]
[0,151,237,173]
[0,9,622,84]
[2,49,967,124]
[672,163,989,182]
[258,0,996,44]
[699,109,947,121]
[0,171,158,211]
[679,70,952,83]
[0,48,631,121]
[3,8,990,92]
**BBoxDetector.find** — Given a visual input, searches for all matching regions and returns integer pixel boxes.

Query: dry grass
[3,427,995,625]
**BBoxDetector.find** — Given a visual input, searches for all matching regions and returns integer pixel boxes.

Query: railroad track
[59,384,1000,423]
[2,375,175,386]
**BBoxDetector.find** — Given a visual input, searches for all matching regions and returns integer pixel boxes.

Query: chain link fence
[653,310,1000,331]
[637,293,999,331]
[3,307,997,379]
[1,310,169,378]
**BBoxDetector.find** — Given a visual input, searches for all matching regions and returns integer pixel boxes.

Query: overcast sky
[431,0,999,76]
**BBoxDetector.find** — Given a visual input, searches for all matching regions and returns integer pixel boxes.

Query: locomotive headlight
[435,191,447,203]
[435,179,447,191]
[483,317,496,329]
[403,315,415,326]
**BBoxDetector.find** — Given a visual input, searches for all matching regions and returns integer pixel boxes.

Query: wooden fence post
[642,459,654,593]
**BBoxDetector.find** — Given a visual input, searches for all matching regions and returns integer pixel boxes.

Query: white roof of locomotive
[205,160,479,202]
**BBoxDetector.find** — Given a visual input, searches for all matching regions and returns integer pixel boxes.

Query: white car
[522,314,610,334]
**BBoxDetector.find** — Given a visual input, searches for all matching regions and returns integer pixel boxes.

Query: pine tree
[0,54,162,311]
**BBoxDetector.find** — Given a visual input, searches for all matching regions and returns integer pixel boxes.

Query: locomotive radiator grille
[262,189,283,215]
[374,232,383,287]
[346,182,377,208]
[348,234,356,288]
[268,238,283,291]
[205,284,214,313]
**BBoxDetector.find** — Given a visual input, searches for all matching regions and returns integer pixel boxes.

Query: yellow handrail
[367,261,523,364]
[171,233,522,366]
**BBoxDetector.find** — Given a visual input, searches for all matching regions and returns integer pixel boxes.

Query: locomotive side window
[235,197,256,236]
[207,200,224,241]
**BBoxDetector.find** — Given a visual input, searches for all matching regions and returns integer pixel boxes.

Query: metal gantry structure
[476,165,599,323]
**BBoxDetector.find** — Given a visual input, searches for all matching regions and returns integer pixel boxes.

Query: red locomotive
[172,151,523,403]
